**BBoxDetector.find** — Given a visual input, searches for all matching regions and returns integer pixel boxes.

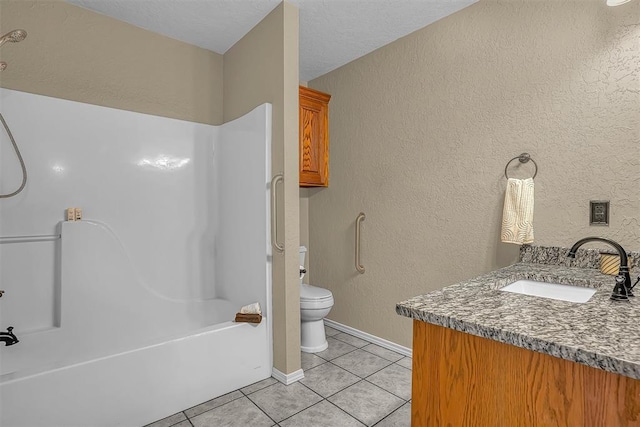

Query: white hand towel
[240,302,262,315]
[501,178,534,245]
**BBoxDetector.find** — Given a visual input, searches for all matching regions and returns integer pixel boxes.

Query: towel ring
[504,153,538,180]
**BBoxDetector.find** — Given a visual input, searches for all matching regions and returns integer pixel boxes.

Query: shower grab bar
[355,212,365,274]
[271,174,284,252]
[0,234,61,244]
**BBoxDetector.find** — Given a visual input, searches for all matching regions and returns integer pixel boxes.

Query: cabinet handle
[271,174,284,252]
[355,212,365,274]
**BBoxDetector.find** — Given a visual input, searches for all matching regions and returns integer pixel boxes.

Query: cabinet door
[299,86,330,187]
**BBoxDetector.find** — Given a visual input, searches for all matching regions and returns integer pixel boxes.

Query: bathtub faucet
[0,326,19,346]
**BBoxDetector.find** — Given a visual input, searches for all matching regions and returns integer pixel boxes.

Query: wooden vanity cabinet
[412,320,640,426]
[299,86,330,187]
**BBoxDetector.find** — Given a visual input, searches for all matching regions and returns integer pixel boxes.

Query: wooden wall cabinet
[412,320,640,426]
[299,86,331,187]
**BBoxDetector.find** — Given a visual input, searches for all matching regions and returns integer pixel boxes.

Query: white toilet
[299,246,334,353]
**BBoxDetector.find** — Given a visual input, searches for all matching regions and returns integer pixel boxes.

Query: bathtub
[1,221,273,427]
[0,89,274,426]
[1,319,270,427]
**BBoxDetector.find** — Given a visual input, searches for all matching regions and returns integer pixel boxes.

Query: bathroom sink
[500,280,597,303]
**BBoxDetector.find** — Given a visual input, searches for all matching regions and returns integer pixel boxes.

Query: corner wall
[224,3,301,374]
[308,0,640,347]
[0,0,223,124]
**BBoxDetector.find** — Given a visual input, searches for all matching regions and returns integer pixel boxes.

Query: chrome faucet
[567,237,632,300]
[0,326,18,346]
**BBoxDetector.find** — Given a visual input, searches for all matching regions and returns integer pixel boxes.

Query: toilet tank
[299,246,307,285]
[299,246,307,268]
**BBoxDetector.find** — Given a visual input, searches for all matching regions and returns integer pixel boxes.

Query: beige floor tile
[331,349,393,378]
[280,400,365,427]
[300,362,360,397]
[247,381,322,422]
[375,402,411,427]
[190,396,273,427]
[184,390,243,418]
[366,364,412,400]
[361,343,405,362]
[328,381,404,426]
[316,337,357,361]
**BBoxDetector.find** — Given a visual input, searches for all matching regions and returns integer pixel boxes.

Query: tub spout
[0,326,19,346]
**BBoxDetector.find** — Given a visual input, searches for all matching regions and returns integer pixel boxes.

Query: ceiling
[66,0,478,81]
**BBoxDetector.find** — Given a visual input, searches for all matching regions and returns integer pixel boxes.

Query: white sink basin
[500,280,597,303]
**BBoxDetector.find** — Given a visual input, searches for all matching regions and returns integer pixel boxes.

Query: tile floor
[146,324,411,427]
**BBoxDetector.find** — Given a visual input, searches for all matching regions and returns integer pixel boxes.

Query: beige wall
[0,0,223,124]
[224,3,301,374]
[308,0,640,348]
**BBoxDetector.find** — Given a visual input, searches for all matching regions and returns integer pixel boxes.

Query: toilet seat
[300,284,334,309]
[300,283,332,299]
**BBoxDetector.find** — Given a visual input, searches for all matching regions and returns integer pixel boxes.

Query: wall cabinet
[412,320,640,426]
[299,86,331,187]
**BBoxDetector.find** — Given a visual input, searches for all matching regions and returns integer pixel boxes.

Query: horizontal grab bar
[0,234,61,244]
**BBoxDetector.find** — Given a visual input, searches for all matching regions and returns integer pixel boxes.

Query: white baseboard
[323,319,412,358]
[272,367,305,385]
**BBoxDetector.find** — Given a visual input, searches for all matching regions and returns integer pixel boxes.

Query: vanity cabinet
[299,86,330,187]
[412,320,640,426]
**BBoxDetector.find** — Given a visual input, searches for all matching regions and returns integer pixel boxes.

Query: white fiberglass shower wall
[0,88,273,427]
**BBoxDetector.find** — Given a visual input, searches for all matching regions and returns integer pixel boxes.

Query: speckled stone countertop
[396,245,640,379]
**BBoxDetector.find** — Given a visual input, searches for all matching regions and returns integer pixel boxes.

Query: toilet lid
[300,283,333,301]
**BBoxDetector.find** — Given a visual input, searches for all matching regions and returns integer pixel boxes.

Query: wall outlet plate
[590,200,609,226]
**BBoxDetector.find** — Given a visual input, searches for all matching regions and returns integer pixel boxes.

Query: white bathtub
[0,90,274,426]
[1,219,273,427]
[1,319,270,427]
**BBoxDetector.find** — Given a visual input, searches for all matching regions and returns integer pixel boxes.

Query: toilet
[299,246,334,353]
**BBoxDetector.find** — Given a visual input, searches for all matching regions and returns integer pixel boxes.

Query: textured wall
[308,0,640,347]
[0,0,223,124]
[224,3,301,374]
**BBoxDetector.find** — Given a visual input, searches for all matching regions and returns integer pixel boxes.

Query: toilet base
[300,319,328,353]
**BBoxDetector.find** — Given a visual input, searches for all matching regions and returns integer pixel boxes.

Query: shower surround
[0,88,273,426]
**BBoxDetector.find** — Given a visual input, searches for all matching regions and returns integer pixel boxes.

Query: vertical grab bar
[271,174,284,252]
[355,212,365,274]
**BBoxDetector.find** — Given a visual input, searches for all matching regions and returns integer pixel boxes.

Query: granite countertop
[396,246,640,380]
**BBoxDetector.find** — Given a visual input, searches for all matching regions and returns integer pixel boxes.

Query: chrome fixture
[0,326,19,346]
[567,237,632,301]
[0,29,27,71]
[607,0,632,5]
[0,29,27,47]
[504,153,538,180]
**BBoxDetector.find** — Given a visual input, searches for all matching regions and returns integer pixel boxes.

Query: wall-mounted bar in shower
[0,234,61,244]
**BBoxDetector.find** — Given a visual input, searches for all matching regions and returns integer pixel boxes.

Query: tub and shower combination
[0,88,274,426]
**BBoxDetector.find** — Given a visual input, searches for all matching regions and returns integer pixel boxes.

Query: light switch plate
[590,200,609,226]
